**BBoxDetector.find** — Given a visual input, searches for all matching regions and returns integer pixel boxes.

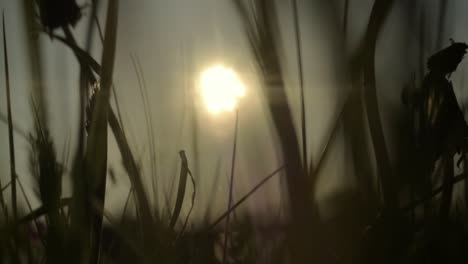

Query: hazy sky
[1,0,468,224]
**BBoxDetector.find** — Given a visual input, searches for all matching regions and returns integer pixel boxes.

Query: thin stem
[132,54,159,213]
[3,12,17,227]
[222,109,240,264]
[292,0,308,175]
[207,165,284,231]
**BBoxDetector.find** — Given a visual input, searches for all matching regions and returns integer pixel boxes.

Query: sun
[199,65,245,114]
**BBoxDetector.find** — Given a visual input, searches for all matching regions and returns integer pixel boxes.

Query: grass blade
[207,165,284,231]
[60,7,154,237]
[1,181,10,193]
[180,167,195,236]
[222,110,240,264]
[362,0,397,210]
[233,1,324,262]
[131,54,159,214]
[308,94,349,179]
[83,0,119,262]
[120,187,133,222]
[108,109,153,228]
[3,11,18,239]
[48,32,102,75]
[291,0,308,177]
[169,151,190,229]
[69,4,154,240]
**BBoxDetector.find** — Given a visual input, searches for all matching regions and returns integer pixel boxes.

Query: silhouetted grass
[132,54,159,216]
[3,0,468,263]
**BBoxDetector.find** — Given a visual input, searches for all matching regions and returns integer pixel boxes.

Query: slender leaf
[291,0,308,177]
[222,110,240,264]
[169,151,190,229]
[3,11,18,234]
[83,0,119,262]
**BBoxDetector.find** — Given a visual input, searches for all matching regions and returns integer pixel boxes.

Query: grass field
[2,0,468,263]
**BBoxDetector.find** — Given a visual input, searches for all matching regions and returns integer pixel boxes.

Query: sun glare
[199,65,245,114]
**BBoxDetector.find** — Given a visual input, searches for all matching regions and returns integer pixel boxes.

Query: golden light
[199,65,245,114]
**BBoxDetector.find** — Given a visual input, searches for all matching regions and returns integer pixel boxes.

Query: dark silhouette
[36,0,82,33]
[397,40,468,264]
[416,40,468,221]
[420,41,467,157]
